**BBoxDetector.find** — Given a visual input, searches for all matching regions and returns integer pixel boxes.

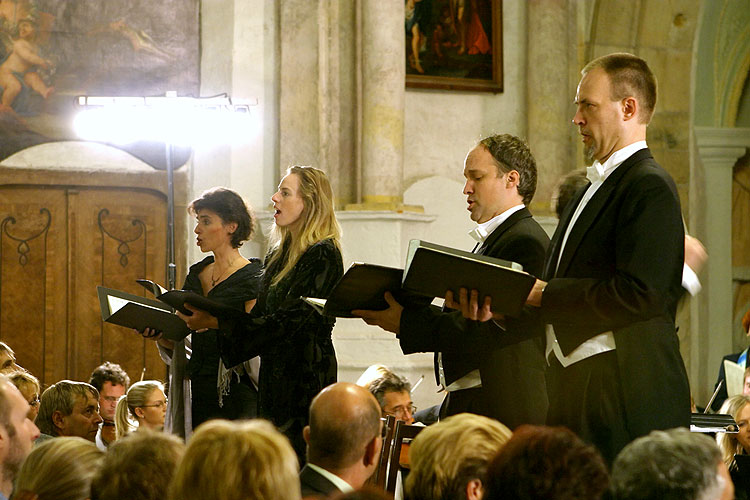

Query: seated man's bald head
[306,382,382,470]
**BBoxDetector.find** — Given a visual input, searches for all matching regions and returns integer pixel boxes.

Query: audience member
[169,419,300,500]
[13,437,104,500]
[0,375,40,500]
[610,428,734,500]
[35,380,102,442]
[88,362,130,450]
[367,371,415,424]
[712,306,750,411]
[8,372,40,422]
[0,343,19,375]
[483,425,609,500]
[405,413,511,500]
[90,429,185,500]
[301,382,382,497]
[114,380,166,438]
[716,395,750,499]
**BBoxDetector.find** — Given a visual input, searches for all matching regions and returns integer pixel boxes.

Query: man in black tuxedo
[457,53,690,464]
[356,134,549,429]
[299,382,382,497]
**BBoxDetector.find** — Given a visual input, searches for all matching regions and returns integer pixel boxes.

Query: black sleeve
[216,241,343,367]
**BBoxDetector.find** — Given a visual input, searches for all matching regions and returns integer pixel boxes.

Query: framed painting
[0,0,200,165]
[405,0,502,93]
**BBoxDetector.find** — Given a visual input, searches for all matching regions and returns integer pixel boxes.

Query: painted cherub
[0,18,54,109]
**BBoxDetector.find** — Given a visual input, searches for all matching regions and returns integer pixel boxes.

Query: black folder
[136,279,247,319]
[303,263,431,318]
[97,286,190,341]
[401,240,536,318]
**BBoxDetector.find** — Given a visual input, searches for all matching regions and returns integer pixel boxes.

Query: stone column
[693,126,750,402]
[349,0,409,211]
[526,0,572,215]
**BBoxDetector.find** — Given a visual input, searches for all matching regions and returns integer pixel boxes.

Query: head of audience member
[405,413,512,500]
[90,428,185,500]
[169,419,299,500]
[575,53,657,163]
[367,372,415,424]
[463,134,537,224]
[0,342,19,374]
[114,380,166,438]
[482,425,609,500]
[88,362,130,424]
[551,169,588,218]
[14,436,104,500]
[36,380,102,441]
[9,371,40,422]
[611,428,733,500]
[188,187,255,251]
[305,382,383,489]
[0,375,40,498]
[717,395,750,470]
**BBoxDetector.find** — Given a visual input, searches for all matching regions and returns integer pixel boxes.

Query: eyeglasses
[384,404,417,418]
[28,397,40,407]
[139,399,167,409]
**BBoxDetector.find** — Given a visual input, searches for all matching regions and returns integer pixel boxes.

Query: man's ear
[465,479,483,500]
[506,170,520,188]
[363,435,382,467]
[303,425,311,445]
[51,410,66,433]
[621,96,638,121]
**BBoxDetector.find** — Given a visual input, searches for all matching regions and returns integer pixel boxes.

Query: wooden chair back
[385,420,424,495]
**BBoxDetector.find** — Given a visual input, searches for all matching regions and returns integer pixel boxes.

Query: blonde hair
[90,429,185,500]
[405,413,512,500]
[716,395,750,469]
[169,419,300,500]
[114,380,163,439]
[14,437,104,500]
[267,166,341,285]
[9,370,40,398]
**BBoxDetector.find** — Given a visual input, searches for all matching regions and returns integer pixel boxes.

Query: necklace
[210,257,242,288]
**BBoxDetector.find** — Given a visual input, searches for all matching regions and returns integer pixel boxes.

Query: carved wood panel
[0,188,67,385]
[0,185,169,387]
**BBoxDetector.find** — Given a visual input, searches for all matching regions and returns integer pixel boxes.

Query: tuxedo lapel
[478,207,531,255]
[555,149,653,277]
[543,187,586,280]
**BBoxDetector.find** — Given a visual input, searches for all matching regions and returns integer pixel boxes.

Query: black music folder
[136,279,246,319]
[401,240,536,318]
[302,263,431,318]
[97,286,190,341]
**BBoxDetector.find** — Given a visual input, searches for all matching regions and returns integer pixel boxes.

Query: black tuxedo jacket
[299,464,341,498]
[541,148,691,437]
[398,206,549,428]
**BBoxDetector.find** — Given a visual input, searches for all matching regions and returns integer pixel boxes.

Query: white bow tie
[586,163,605,184]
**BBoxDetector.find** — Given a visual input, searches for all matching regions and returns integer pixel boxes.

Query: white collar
[468,204,525,243]
[588,141,647,183]
[306,463,355,493]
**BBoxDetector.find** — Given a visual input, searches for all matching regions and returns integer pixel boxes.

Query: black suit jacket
[299,464,342,498]
[541,148,691,438]
[398,206,549,428]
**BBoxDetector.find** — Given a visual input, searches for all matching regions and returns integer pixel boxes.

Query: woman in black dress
[182,166,343,458]
[148,187,261,437]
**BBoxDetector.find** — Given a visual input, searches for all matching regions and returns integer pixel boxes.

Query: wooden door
[0,184,170,387]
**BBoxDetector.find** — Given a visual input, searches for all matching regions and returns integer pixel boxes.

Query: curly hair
[477,134,537,206]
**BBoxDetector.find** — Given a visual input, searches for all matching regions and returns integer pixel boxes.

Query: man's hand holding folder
[353,291,404,334]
